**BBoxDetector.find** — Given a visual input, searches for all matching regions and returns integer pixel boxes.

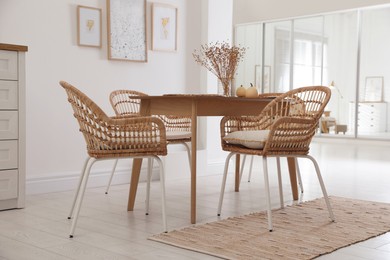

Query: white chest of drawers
[0,44,27,210]
[349,102,387,133]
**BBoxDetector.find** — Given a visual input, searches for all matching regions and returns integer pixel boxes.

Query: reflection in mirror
[234,24,263,92]
[357,7,390,139]
[293,16,323,89]
[234,5,390,140]
[323,11,358,137]
[265,21,292,93]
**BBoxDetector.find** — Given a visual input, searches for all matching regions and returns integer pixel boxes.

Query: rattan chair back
[158,115,191,133]
[109,89,191,143]
[110,90,147,116]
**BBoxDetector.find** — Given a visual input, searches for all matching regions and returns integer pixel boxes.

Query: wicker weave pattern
[258,92,282,98]
[60,81,167,158]
[158,115,191,132]
[110,90,147,116]
[158,115,191,144]
[221,86,331,156]
[110,90,192,144]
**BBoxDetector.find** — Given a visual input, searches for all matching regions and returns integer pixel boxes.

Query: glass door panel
[293,16,324,89]
[359,7,390,139]
[234,24,263,92]
[264,21,292,93]
[322,11,358,136]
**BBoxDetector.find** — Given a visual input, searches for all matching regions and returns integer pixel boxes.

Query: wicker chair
[106,90,192,194]
[218,86,335,231]
[241,93,304,193]
[60,81,168,237]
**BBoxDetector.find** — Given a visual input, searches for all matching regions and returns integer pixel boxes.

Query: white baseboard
[26,167,148,195]
[26,151,227,195]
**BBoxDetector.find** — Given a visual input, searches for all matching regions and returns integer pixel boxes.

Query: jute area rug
[149,197,390,259]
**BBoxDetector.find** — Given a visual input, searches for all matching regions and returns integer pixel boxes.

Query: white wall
[0,0,202,193]
[204,0,234,169]
[233,0,390,24]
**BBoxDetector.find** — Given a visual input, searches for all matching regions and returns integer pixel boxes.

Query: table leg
[127,158,143,211]
[287,157,298,200]
[191,102,197,224]
[235,154,240,192]
[127,100,150,211]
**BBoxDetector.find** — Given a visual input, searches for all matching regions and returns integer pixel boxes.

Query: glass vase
[217,78,232,97]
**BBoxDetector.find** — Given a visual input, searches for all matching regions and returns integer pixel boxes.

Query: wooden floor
[1,141,390,259]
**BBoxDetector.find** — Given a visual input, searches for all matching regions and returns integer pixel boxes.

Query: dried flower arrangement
[193,41,246,96]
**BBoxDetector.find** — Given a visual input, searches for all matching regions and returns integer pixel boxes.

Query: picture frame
[107,0,147,62]
[152,3,178,52]
[255,65,271,93]
[77,6,102,47]
[363,76,384,102]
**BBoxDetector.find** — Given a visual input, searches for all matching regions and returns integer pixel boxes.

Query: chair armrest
[262,117,317,155]
[106,116,167,139]
[109,115,140,120]
[220,116,264,138]
[89,116,167,154]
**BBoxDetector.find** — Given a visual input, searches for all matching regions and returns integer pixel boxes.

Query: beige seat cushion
[322,116,336,122]
[166,131,192,140]
[223,130,269,149]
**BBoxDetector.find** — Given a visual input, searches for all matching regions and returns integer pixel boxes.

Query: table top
[137,94,273,117]
[135,94,273,101]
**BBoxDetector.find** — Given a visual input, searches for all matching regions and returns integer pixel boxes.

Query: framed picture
[364,76,384,102]
[255,65,271,93]
[152,3,178,52]
[107,0,147,62]
[77,6,102,47]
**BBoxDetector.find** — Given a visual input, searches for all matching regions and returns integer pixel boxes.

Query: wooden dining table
[126,94,299,224]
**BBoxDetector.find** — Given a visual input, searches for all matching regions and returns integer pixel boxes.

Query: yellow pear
[245,83,258,98]
[236,85,246,97]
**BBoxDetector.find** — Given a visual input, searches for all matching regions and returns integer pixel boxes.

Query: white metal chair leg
[145,158,153,215]
[153,156,168,232]
[276,157,284,208]
[218,152,235,216]
[68,157,91,219]
[105,141,192,197]
[105,159,118,194]
[239,154,247,182]
[295,158,304,193]
[69,158,96,238]
[181,142,192,170]
[262,156,273,231]
[247,155,254,182]
[306,155,335,222]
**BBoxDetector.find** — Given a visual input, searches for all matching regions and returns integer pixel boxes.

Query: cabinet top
[0,43,28,52]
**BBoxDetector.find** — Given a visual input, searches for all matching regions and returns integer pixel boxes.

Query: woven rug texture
[149,197,390,259]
